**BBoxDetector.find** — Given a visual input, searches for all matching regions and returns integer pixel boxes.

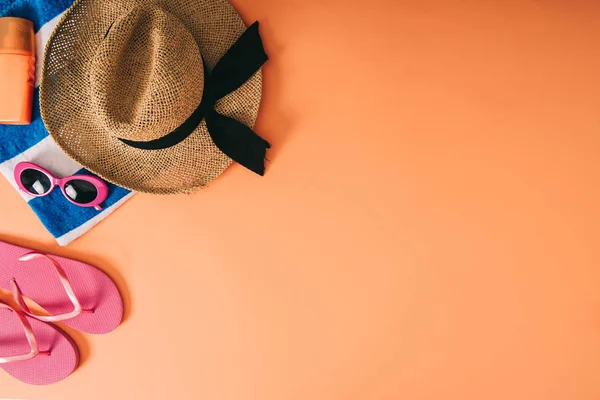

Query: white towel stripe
[34,12,65,88]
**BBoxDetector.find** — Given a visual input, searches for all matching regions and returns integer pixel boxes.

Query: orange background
[1,0,600,399]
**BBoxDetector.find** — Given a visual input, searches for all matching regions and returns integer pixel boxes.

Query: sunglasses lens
[20,169,52,195]
[64,179,99,205]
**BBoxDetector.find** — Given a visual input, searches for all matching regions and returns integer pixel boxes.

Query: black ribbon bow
[119,22,270,176]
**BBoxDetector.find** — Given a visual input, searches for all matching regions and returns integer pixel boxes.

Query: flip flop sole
[0,240,123,334]
[0,307,79,385]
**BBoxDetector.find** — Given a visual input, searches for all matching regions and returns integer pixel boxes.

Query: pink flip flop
[0,240,123,334]
[0,302,79,385]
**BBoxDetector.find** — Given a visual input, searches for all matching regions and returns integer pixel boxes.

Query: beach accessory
[15,161,108,210]
[0,240,124,334]
[0,17,36,125]
[0,0,134,246]
[40,0,271,194]
[0,302,79,385]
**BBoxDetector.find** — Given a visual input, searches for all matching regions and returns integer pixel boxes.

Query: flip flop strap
[11,252,85,322]
[0,302,41,364]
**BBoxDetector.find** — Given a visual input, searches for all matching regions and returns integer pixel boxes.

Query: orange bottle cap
[0,17,34,56]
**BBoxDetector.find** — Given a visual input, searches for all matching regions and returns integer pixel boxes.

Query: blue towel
[0,0,134,245]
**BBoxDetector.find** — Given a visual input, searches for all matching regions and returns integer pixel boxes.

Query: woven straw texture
[40,0,262,194]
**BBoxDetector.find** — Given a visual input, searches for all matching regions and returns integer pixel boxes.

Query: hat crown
[90,5,204,142]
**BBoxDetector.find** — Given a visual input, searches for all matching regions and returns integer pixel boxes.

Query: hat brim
[40,0,262,194]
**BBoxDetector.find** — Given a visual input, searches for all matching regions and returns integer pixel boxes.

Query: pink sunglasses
[14,162,108,211]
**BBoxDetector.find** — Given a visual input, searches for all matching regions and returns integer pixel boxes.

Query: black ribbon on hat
[118,21,270,176]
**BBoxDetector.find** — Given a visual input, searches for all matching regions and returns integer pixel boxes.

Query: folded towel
[0,0,134,246]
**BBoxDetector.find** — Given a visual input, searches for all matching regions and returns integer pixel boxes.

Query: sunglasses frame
[14,162,108,211]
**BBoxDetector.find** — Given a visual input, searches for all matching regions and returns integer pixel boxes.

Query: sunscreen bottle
[0,17,35,125]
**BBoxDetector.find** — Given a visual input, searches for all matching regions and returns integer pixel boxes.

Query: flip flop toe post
[0,302,79,385]
[0,240,124,334]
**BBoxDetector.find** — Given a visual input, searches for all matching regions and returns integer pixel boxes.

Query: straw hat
[40,0,270,194]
